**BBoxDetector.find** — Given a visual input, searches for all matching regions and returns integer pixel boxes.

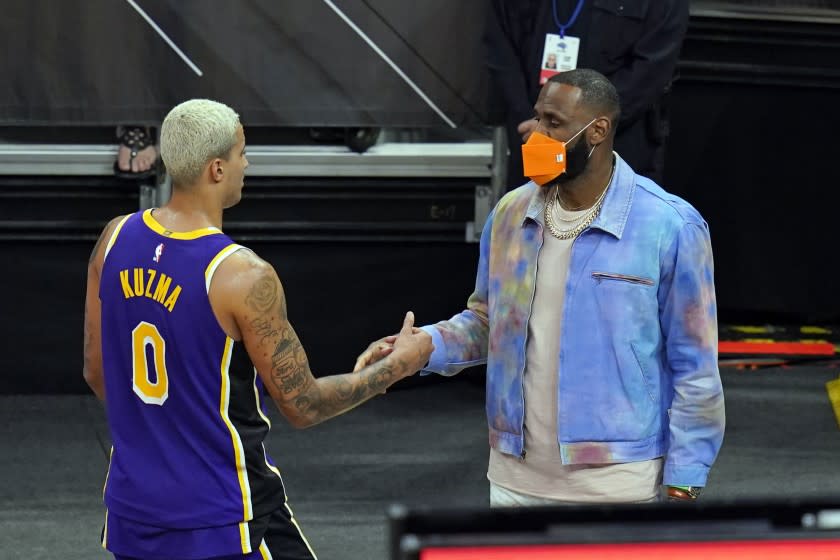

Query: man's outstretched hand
[353,335,397,373]
[391,311,434,374]
[354,312,433,376]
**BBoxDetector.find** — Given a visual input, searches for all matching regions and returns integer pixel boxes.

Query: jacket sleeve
[420,209,494,376]
[658,220,725,487]
[611,0,689,125]
[483,0,536,125]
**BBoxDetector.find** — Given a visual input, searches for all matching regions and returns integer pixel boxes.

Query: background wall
[0,0,489,128]
[666,11,839,322]
[1,3,838,393]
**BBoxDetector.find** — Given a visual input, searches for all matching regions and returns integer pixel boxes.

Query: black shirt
[485,0,690,180]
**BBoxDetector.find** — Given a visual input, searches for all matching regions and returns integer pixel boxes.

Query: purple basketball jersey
[98,210,286,557]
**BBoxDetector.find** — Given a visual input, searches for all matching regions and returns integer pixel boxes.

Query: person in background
[485,0,689,189]
[114,125,158,177]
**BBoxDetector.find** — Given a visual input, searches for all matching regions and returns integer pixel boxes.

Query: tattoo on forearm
[250,271,415,425]
[333,377,354,400]
[286,358,410,425]
[293,393,315,416]
[270,335,308,394]
[366,362,398,393]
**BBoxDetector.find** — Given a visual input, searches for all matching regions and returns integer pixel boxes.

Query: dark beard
[549,137,591,187]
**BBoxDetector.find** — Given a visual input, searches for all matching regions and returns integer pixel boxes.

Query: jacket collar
[522,152,635,240]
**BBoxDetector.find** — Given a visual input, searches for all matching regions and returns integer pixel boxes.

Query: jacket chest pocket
[592,271,654,286]
[592,271,657,336]
[591,0,648,64]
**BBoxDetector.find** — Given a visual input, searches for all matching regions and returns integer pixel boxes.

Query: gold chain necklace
[545,195,602,239]
[553,207,591,223]
[544,163,615,240]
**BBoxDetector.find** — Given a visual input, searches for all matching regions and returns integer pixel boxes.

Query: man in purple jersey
[83,98,434,560]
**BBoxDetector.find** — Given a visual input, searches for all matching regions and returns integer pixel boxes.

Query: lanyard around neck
[552,0,586,38]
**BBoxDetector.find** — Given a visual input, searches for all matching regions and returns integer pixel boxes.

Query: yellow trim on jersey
[253,368,272,429]
[285,501,318,559]
[205,243,243,293]
[101,509,109,549]
[259,539,273,559]
[142,208,222,240]
[219,337,254,554]
[239,521,251,554]
[103,214,132,261]
[253,369,283,477]
[103,446,113,499]
[262,444,282,478]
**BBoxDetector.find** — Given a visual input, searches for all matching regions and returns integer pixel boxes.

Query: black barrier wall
[0,236,479,395]
[0,174,483,394]
[666,11,839,322]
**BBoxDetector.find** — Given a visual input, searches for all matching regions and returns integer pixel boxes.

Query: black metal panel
[665,10,840,322]
[224,177,477,242]
[0,175,479,243]
[679,14,840,88]
[0,0,489,127]
[0,176,138,241]
[0,174,482,394]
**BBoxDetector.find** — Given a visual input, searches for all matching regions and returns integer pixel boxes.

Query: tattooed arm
[212,251,433,428]
[83,216,126,401]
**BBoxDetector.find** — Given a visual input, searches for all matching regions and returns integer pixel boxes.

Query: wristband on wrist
[667,485,702,500]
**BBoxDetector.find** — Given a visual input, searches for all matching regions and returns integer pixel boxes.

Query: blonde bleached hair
[159,99,240,186]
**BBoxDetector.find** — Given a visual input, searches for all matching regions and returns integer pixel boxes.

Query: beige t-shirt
[487,198,662,503]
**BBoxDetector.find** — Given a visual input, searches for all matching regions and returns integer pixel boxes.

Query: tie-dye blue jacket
[421,155,725,487]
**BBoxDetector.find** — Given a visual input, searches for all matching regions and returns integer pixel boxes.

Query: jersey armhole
[205,244,246,294]
[102,214,133,263]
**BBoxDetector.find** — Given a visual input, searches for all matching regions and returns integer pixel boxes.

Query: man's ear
[589,116,612,146]
[209,159,224,182]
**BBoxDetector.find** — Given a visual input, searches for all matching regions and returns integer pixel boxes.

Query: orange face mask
[521,118,596,186]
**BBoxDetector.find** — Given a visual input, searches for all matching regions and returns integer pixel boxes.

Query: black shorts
[110,502,317,560]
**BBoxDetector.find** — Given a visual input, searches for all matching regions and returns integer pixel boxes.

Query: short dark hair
[547,69,621,124]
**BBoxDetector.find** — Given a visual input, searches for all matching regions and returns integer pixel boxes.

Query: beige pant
[489,482,661,507]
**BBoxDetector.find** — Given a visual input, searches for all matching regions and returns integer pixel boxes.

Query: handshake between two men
[353,311,434,382]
